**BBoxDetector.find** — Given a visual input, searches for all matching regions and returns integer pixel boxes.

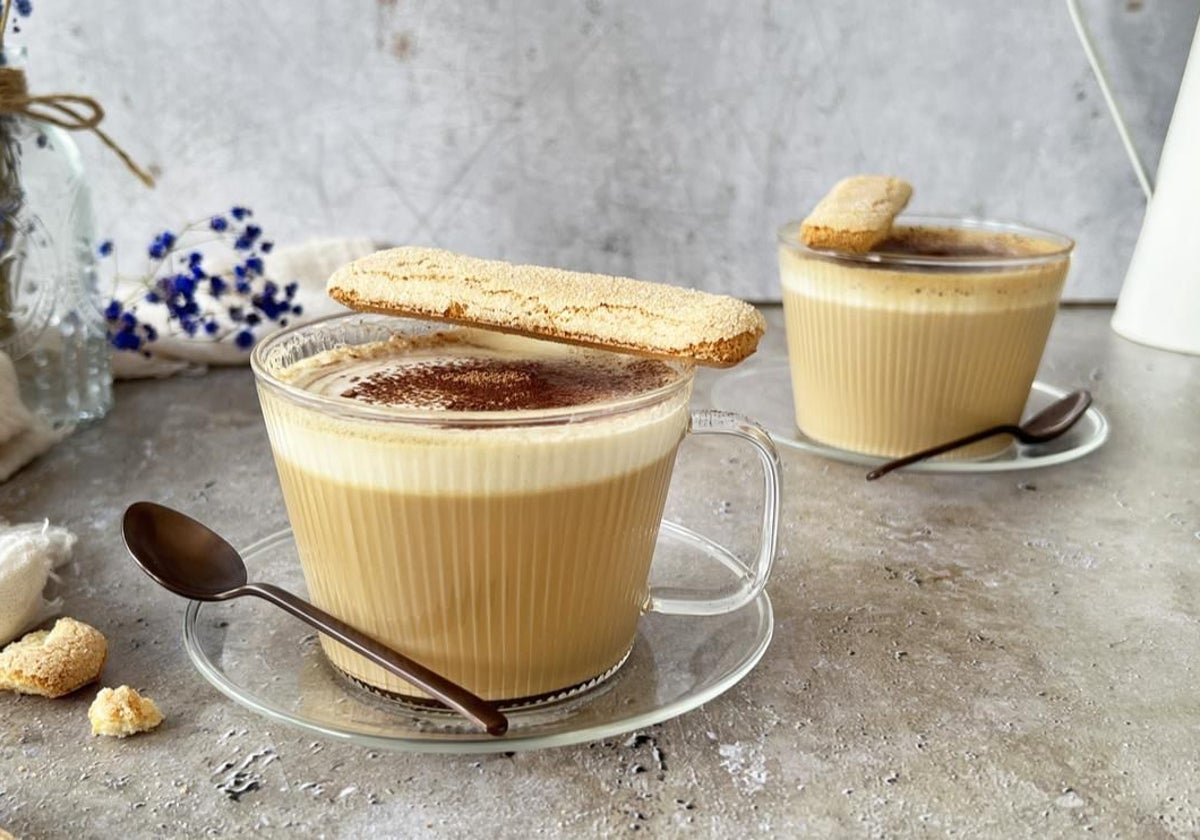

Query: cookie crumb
[89,685,164,738]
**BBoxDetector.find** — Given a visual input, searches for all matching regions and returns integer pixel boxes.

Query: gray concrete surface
[24,1,1200,301]
[1,305,1198,838]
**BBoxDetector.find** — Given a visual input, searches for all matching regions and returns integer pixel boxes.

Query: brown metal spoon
[122,501,508,736]
[865,389,1093,480]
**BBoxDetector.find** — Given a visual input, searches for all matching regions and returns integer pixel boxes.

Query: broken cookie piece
[800,175,913,254]
[0,617,107,698]
[89,685,164,738]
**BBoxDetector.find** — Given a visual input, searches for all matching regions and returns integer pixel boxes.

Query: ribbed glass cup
[252,314,695,704]
[778,216,1073,459]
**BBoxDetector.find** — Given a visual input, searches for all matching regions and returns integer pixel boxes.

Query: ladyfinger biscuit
[328,247,766,367]
[800,175,913,254]
[0,617,107,698]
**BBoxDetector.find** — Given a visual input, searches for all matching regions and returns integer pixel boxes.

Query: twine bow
[0,66,155,188]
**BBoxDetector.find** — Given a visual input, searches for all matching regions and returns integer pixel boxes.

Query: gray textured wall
[26,0,1200,301]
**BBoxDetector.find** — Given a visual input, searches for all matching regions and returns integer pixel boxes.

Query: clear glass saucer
[709,360,1108,473]
[182,524,773,754]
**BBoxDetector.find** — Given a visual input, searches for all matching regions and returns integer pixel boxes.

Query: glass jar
[0,46,112,427]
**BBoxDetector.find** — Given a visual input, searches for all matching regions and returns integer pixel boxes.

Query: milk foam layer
[259,329,692,493]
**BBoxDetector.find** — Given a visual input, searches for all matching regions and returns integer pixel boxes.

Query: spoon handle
[242,582,508,736]
[865,424,1020,481]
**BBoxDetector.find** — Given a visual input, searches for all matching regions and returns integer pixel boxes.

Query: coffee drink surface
[281,330,679,412]
[779,221,1072,459]
[259,328,692,702]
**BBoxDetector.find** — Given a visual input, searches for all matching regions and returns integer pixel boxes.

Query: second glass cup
[778,216,1074,459]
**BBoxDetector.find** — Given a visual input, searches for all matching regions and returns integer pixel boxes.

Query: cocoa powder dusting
[340,357,676,411]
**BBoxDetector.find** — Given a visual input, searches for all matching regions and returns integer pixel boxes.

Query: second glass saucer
[709,360,1108,473]
[182,523,773,754]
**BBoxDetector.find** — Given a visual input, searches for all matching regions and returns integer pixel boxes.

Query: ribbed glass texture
[778,219,1070,459]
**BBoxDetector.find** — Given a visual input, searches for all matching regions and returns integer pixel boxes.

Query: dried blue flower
[147,230,177,259]
[14,0,32,17]
[233,224,262,251]
[111,329,141,351]
[254,295,289,320]
[102,206,297,355]
[97,240,113,257]
[174,275,197,298]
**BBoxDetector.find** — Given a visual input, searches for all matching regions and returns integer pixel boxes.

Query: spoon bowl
[866,389,1093,480]
[124,502,249,599]
[122,501,508,736]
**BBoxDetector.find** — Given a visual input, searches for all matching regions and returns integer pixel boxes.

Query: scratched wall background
[23,0,1200,301]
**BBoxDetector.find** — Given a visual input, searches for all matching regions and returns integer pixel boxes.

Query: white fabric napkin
[0,351,70,482]
[112,237,375,379]
[0,520,75,646]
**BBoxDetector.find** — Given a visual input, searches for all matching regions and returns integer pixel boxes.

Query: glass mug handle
[645,410,782,617]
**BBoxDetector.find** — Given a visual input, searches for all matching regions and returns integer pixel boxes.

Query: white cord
[1066,0,1155,201]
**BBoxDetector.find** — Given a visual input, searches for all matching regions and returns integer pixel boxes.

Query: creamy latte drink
[254,319,693,703]
[779,218,1073,458]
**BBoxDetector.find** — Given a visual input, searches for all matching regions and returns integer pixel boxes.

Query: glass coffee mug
[251,313,780,706]
[778,216,1073,459]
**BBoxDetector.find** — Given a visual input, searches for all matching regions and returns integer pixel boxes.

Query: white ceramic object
[1072,2,1200,355]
